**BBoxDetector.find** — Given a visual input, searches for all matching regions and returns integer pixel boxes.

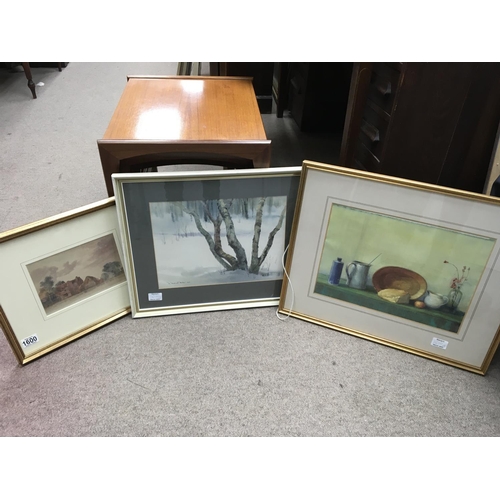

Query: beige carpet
[1,62,500,438]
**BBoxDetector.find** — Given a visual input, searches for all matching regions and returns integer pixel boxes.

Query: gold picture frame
[279,161,500,375]
[0,198,131,365]
[113,167,301,318]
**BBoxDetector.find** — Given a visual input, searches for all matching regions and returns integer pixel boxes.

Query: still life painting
[314,203,496,334]
[149,196,287,289]
[26,233,125,316]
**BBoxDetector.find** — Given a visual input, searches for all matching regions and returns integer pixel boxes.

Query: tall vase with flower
[443,261,469,313]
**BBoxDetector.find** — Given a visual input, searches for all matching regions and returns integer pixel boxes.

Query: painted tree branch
[177,203,236,270]
[201,202,237,267]
[249,198,267,273]
[175,198,283,276]
[217,199,248,271]
[249,204,286,274]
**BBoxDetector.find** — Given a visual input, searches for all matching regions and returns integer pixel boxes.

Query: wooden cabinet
[340,63,500,193]
[286,62,352,132]
[210,62,274,113]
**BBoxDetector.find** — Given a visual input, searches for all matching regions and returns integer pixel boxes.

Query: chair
[20,62,67,99]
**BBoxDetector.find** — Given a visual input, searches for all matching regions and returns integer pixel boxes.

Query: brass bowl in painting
[372,266,427,300]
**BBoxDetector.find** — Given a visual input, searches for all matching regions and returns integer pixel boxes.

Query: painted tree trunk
[249,204,286,274]
[218,199,249,271]
[178,203,236,270]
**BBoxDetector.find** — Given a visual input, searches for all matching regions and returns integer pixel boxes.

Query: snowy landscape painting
[149,197,288,288]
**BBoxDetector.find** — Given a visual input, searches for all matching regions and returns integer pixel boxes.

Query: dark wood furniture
[272,63,289,118]
[20,62,67,99]
[210,63,275,113]
[98,75,271,196]
[340,62,500,193]
[286,62,353,132]
[210,62,352,127]
[21,63,36,99]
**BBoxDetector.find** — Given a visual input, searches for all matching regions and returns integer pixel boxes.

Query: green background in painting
[317,204,496,313]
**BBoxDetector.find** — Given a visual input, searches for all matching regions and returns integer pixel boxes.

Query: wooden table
[98,76,271,196]
[315,276,464,334]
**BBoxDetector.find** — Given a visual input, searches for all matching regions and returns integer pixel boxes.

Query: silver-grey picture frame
[113,167,302,318]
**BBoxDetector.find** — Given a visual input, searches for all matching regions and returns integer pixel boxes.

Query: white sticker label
[148,292,163,301]
[21,335,39,348]
[431,337,449,350]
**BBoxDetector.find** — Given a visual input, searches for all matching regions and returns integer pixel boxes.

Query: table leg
[98,143,121,196]
[21,63,36,99]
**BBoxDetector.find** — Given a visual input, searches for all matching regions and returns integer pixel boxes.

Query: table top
[102,76,268,142]
[315,275,464,334]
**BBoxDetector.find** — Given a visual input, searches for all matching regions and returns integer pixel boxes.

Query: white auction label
[21,334,39,348]
[431,337,449,349]
[148,292,163,301]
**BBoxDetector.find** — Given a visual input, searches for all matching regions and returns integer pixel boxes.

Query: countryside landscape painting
[26,233,126,315]
[149,196,287,288]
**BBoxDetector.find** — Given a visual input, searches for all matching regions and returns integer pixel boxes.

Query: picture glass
[150,196,287,288]
[115,168,301,315]
[314,203,496,334]
[25,233,126,317]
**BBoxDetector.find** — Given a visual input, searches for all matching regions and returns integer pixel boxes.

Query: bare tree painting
[150,196,287,288]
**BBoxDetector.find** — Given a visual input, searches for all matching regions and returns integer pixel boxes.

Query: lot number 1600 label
[21,335,39,348]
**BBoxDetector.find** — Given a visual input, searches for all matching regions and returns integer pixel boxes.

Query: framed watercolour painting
[113,167,301,317]
[278,161,500,374]
[0,198,131,365]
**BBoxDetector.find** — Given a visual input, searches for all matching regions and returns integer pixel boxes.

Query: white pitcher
[423,291,449,309]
